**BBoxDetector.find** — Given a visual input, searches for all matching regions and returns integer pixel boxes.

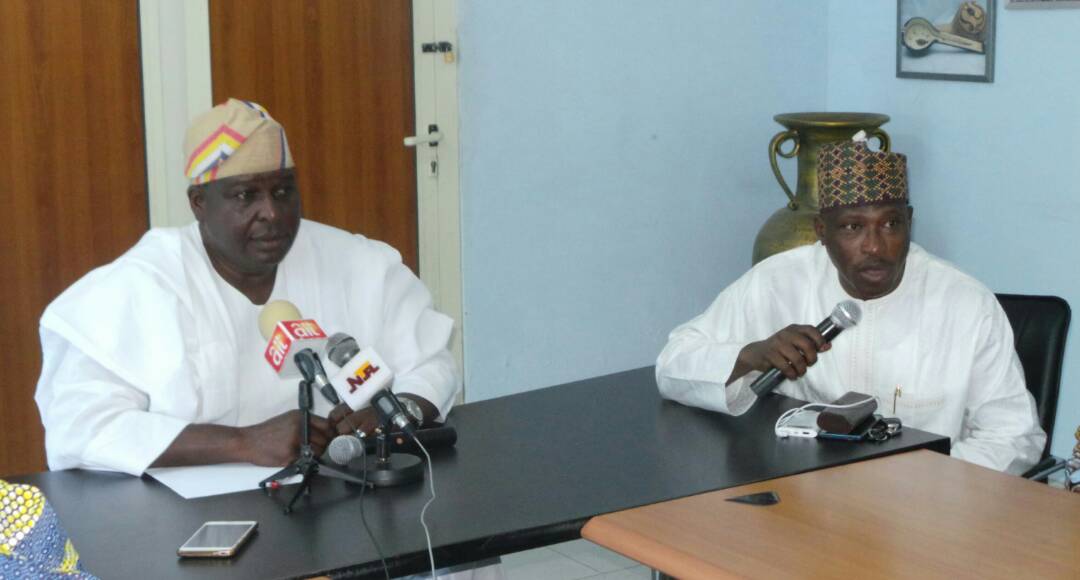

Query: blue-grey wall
[457,1,829,401]
[826,2,1080,458]
[457,1,1076,459]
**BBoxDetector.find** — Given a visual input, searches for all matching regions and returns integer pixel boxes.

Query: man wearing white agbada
[656,137,1044,475]
[35,99,459,475]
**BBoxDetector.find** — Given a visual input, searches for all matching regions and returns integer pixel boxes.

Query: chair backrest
[995,294,1071,458]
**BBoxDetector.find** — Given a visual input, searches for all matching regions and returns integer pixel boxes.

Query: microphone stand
[362,427,424,487]
[259,378,372,514]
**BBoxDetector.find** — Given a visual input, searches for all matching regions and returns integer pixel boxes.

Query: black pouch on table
[816,391,877,434]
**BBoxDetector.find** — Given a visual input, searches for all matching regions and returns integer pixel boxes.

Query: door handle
[404,124,441,147]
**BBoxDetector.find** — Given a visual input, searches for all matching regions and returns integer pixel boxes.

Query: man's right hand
[327,404,380,437]
[237,410,333,467]
[727,324,830,385]
[150,410,332,469]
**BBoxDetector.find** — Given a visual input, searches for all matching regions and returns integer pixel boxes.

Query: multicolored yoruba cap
[183,98,294,185]
[817,131,908,211]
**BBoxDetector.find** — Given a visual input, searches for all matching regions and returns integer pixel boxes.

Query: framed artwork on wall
[1007,0,1080,7]
[897,0,995,82]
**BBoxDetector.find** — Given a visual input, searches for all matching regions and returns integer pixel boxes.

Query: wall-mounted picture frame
[1007,0,1080,7]
[897,0,995,82]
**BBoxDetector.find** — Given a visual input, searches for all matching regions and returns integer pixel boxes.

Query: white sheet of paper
[146,463,301,499]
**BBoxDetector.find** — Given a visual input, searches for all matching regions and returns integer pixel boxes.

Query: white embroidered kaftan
[37,220,459,476]
[657,243,1044,474]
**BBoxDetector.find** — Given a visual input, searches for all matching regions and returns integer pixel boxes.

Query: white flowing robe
[656,242,1044,474]
[36,219,460,476]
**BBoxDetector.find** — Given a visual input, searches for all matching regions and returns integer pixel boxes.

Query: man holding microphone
[656,134,1044,474]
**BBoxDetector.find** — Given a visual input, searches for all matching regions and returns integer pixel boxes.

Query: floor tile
[549,539,641,573]
[594,566,653,579]
[501,547,598,580]
[500,547,561,567]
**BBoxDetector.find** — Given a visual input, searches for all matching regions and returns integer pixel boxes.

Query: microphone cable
[414,437,437,579]
[774,396,879,435]
[354,431,391,580]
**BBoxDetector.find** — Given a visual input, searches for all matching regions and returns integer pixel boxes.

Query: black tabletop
[11,366,949,579]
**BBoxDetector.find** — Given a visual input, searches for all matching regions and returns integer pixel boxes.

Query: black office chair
[995,294,1071,479]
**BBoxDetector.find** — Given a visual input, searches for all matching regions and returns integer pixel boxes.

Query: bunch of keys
[1067,425,1080,493]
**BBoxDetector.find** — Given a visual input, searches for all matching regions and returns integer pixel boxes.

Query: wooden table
[583,450,1080,579]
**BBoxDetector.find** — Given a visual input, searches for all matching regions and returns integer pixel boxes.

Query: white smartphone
[177,521,258,558]
[775,410,821,438]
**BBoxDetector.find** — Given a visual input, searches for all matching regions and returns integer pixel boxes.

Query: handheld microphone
[327,426,458,465]
[326,332,360,367]
[326,392,429,487]
[325,332,395,410]
[328,432,365,465]
[258,300,329,380]
[749,300,861,397]
[293,349,341,406]
[371,389,417,435]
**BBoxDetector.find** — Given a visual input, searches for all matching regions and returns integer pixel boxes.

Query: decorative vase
[752,112,892,264]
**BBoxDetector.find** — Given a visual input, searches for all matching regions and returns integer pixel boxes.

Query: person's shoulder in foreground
[1,479,99,579]
[656,133,1043,473]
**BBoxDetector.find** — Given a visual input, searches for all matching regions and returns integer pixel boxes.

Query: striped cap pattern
[183,99,293,184]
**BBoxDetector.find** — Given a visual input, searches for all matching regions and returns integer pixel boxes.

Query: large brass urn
[752,112,892,264]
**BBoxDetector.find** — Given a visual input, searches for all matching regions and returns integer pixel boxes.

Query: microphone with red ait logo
[324,332,394,410]
[257,300,340,405]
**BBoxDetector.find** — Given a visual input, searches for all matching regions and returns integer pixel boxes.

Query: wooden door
[0,0,148,476]
[209,0,418,270]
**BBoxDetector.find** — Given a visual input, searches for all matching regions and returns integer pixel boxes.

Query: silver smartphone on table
[177,520,258,558]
